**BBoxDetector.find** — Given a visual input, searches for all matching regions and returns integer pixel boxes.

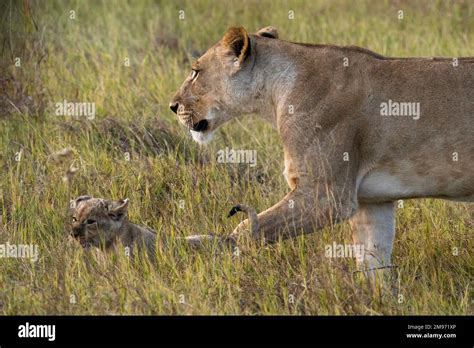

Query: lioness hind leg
[349,202,396,286]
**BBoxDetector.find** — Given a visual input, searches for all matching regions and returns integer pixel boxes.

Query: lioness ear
[256,26,279,39]
[221,26,250,68]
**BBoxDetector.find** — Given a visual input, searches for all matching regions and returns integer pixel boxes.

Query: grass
[0,0,472,315]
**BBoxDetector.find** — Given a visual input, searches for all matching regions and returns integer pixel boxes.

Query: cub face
[170,26,274,144]
[69,196,129,249]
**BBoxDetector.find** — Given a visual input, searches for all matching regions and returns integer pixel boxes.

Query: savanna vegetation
[0,0,472,314]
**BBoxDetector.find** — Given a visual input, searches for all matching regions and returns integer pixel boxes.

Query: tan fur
[69,196,156,259]
[170,27,473,268]
[256,26,279,39]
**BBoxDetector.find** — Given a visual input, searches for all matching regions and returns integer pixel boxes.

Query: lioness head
[69,196,129,248]
[169,26,279,143]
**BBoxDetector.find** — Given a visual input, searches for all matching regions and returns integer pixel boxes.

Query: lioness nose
[192,119,209,132]
[169,102,179,114]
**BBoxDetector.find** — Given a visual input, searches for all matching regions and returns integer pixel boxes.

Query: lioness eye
[72,217,77,222]
[86,219,96,224]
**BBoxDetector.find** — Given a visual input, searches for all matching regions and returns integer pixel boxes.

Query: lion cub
[69,196,156,259]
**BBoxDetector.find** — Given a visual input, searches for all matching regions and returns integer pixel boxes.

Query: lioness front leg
[229,185,355,243]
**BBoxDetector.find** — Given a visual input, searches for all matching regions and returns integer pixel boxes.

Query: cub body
[69,196,156,259]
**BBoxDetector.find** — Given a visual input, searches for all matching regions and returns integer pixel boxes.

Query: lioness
[170,26,473,274]
[69,196,157,258]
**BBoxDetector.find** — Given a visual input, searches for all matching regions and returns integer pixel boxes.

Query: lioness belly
[357,164,474,202]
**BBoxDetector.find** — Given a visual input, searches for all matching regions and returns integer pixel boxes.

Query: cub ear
[221,26,250,68]
[107,198,129,220]
[256,26,279,39]
[69,195,91,210]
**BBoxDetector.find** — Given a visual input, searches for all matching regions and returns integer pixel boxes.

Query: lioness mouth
[192,119,209,132]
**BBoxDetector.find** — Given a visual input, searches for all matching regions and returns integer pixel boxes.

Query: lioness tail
[227,204,259,238]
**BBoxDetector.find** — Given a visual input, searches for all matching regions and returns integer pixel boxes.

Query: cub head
[69,196,129,249]
[169,26,279,144]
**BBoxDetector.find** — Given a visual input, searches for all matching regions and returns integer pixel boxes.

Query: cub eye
[109,213,123,221]
[191,69,199,80]
[72,217,77,222]
[86,219,96,225]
